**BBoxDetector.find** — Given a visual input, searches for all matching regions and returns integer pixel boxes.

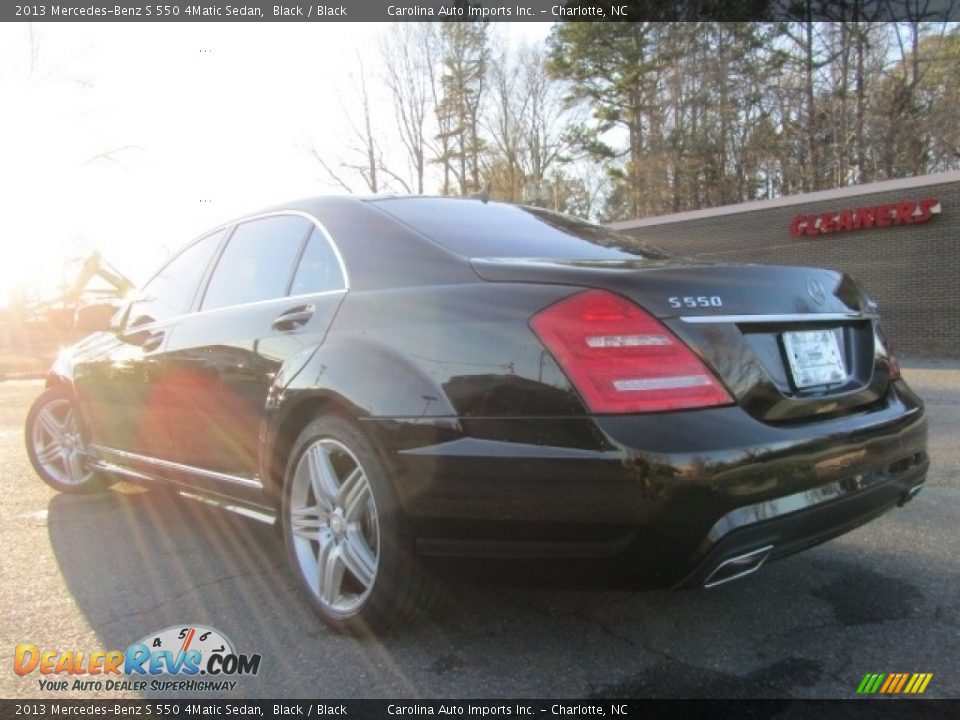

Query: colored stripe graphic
[857,673,885,694]
[857,672,932,694]
[890,673,908,693]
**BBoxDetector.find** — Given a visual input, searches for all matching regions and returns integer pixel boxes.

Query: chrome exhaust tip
[704,545,774,589]
[898,485,923,507]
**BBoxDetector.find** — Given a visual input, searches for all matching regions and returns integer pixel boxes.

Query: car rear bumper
[675,455,926,588]
[364,380,927,588]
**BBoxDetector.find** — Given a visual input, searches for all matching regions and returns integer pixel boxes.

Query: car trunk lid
[470,257,870,318]
[471,257,896,423]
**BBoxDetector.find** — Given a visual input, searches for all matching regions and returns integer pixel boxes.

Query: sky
[0,21,553,306]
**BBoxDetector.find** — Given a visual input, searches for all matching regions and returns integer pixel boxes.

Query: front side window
[202,215,311,311]
[127,229,226,326]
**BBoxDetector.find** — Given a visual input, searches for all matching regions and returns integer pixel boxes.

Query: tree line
[311,20,960,222]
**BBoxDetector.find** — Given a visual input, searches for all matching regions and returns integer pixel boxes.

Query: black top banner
[5,0,959,23]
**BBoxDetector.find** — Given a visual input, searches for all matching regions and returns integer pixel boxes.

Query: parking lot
[2,362,958,700]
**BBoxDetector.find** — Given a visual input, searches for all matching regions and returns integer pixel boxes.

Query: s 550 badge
[668,296,724,309]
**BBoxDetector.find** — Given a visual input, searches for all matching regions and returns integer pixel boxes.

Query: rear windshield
[368,197,667,260]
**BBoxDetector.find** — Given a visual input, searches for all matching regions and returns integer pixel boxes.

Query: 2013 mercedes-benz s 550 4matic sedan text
[25,196,928,633]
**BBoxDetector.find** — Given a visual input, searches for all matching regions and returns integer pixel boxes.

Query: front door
[75,229,227,465]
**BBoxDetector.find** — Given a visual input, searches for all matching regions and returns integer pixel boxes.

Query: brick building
[610,171,960,357]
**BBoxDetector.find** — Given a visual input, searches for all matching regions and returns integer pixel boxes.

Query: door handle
[142,331,165,352]
[272,304,315,331]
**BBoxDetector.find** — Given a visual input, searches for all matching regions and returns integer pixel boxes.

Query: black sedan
[25,196,928,634]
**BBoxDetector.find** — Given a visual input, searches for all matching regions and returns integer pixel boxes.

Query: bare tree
[380,24,434,194]
[436,22,489,196]
[307,19,960,214]
[306,53,408,194]
[517,43,567,201]
[484,38,526,201]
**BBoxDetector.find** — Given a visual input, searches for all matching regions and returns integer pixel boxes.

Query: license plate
[783,330,848,388]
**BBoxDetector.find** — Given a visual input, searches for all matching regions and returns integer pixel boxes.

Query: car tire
[281,414,432,635]
[25,386,108,494]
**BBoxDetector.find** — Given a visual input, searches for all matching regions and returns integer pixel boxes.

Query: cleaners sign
[790,198,941,237]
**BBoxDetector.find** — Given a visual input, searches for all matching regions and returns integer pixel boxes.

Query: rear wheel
[25,386,107,493]
[281,415,431,634]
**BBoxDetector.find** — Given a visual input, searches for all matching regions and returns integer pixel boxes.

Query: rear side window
[369,197,666,260]
[128,229,226,326]
[202,215,312,311]
[289,228,345,296]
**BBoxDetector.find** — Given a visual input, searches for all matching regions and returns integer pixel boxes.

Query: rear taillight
[530,290,733,414]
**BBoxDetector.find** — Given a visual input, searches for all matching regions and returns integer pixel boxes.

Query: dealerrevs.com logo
[14,624,262,693]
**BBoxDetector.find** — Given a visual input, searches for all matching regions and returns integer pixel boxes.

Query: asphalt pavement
[1,362,958,700]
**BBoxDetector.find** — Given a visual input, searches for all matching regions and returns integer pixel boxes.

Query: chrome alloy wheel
[288,438,380,616]
[29,397,94,487]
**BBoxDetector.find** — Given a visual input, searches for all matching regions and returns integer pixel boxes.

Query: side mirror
[120,313,157,346]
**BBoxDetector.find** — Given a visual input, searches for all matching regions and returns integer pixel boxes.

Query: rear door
[161,213,347,497]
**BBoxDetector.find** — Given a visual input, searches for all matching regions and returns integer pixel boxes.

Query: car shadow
[45,484,959,698]
[46,485,320,690]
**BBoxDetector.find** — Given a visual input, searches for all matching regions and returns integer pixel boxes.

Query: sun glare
[0,21,556,312]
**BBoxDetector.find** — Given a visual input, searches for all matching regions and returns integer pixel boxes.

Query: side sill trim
[89,445,263,490]
[88,459,159,484]
[175,491,276,525]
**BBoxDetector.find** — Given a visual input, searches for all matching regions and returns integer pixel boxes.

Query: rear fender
[260,337,457,499]
[282,336,457,418]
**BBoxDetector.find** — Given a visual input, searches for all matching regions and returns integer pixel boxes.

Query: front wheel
[25,386,107,493]
[281,415,431,634]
